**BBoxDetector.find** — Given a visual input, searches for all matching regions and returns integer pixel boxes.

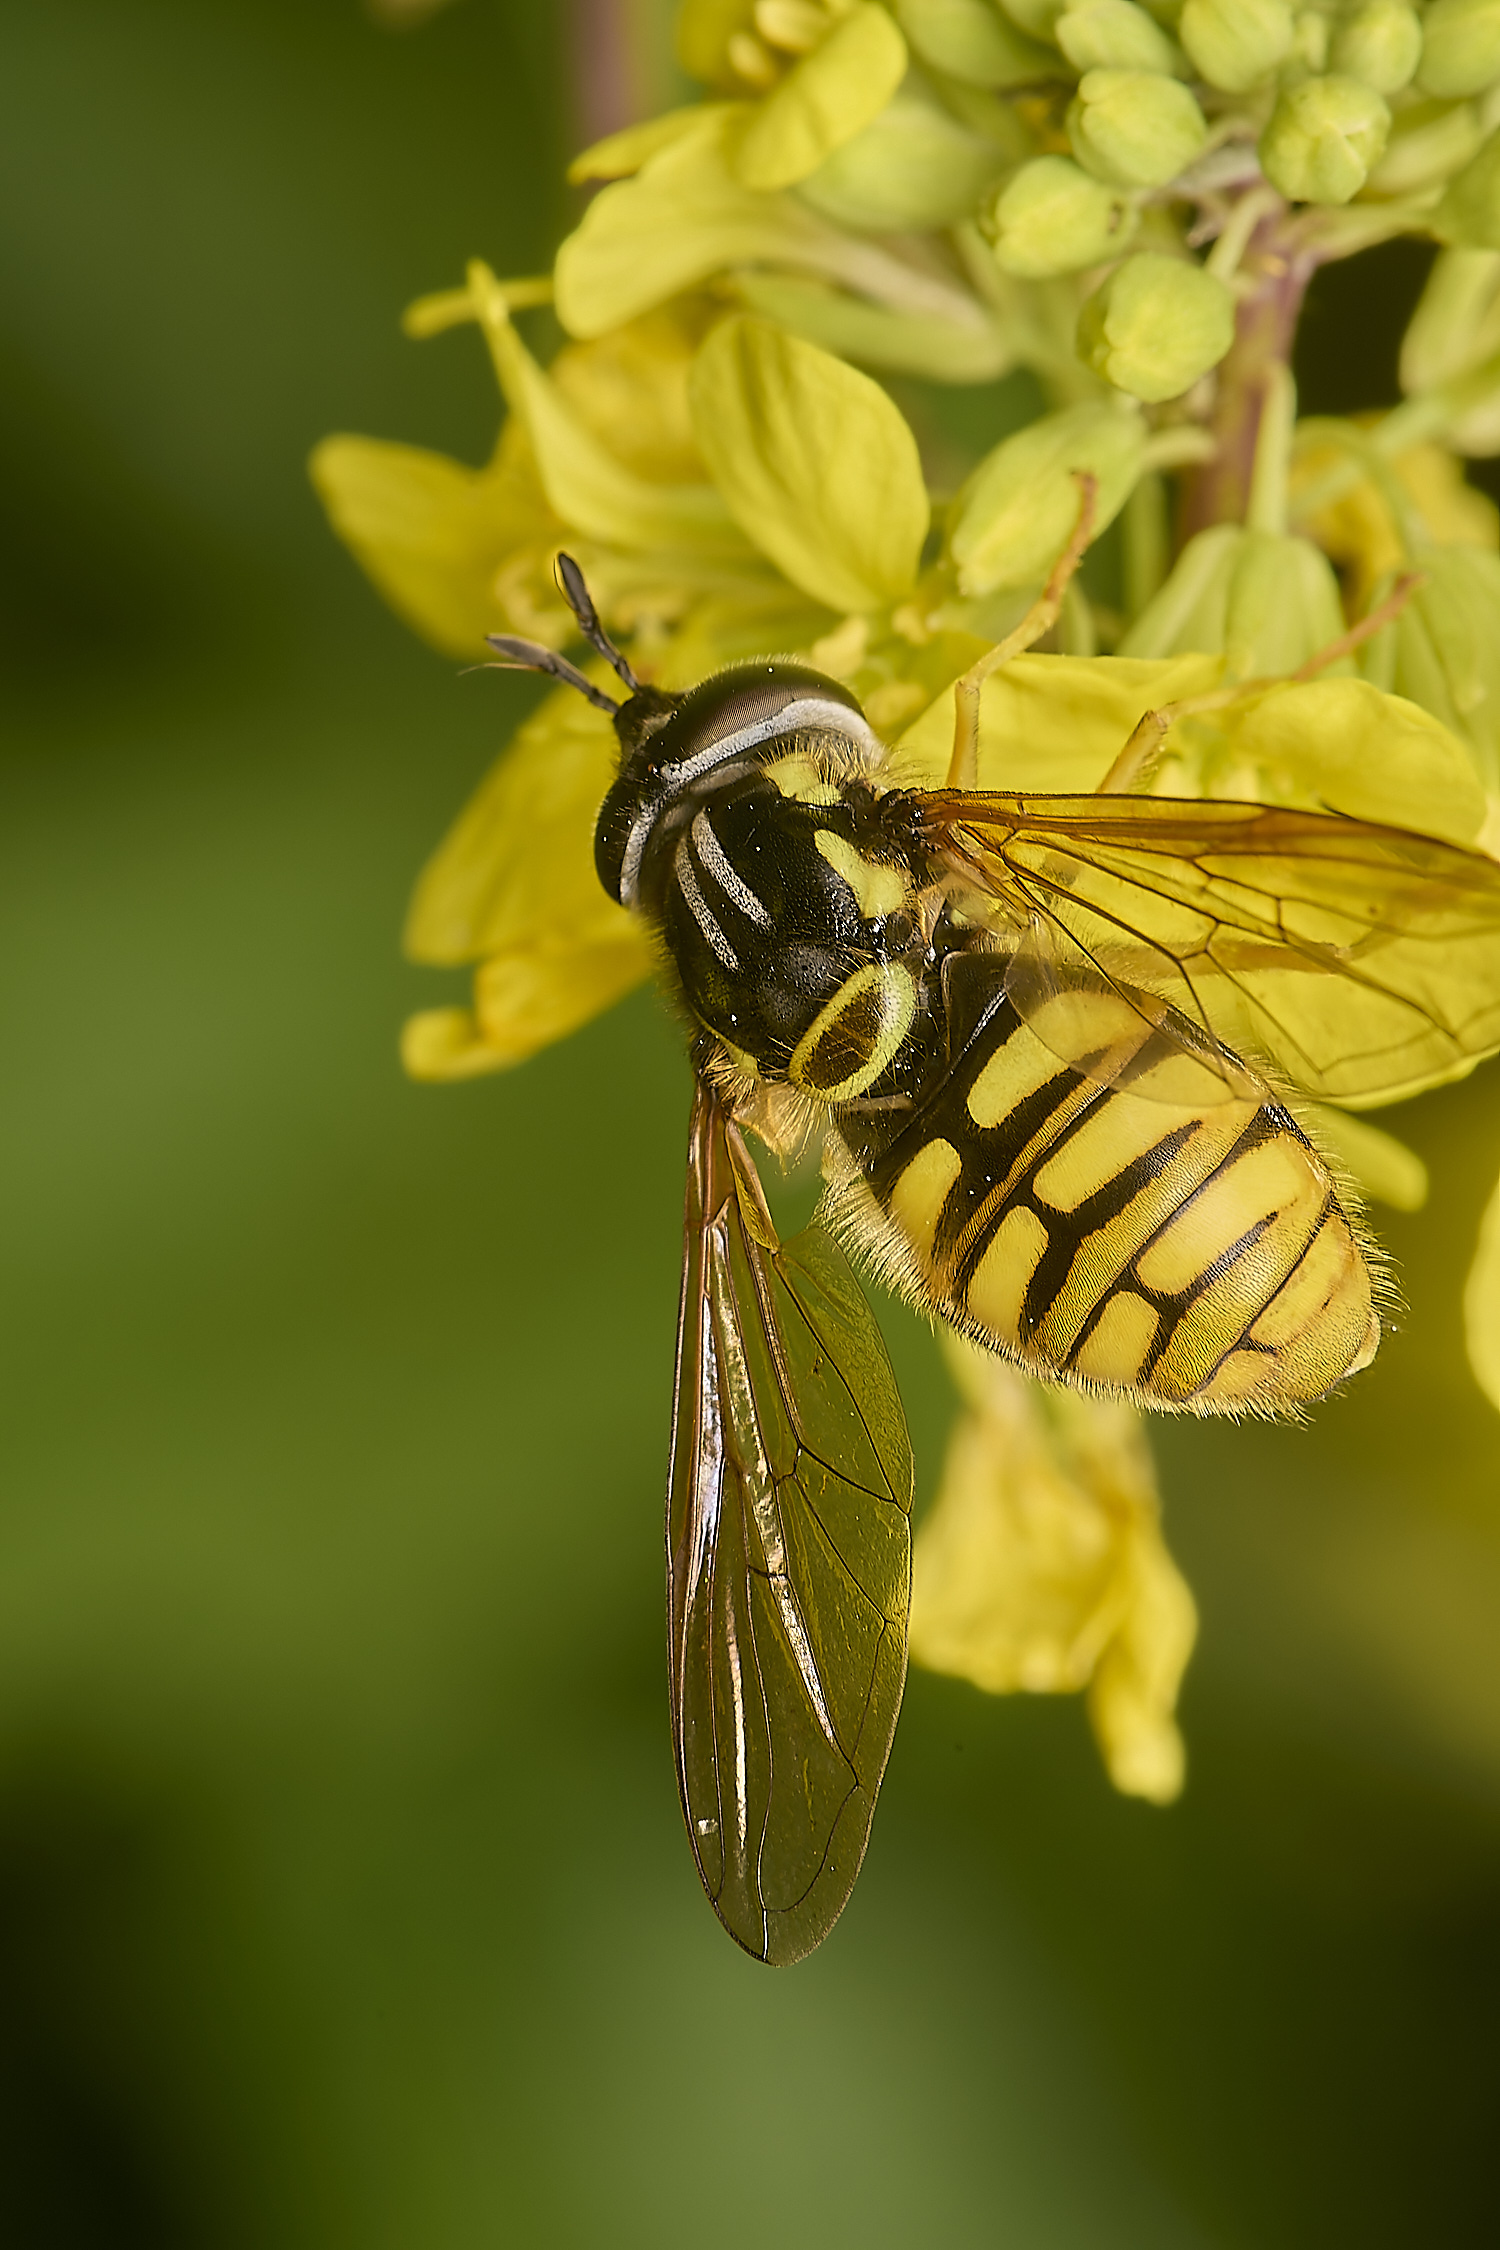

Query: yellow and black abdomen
[832,966,1379,1416]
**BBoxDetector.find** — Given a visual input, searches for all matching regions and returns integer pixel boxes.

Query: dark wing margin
[668,1076,914,1966]
[913,789,1500,1105]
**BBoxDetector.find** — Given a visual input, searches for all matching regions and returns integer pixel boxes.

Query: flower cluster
[316,0,1500,1798]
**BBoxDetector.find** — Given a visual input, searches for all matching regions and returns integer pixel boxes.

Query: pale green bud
[949,401,1145,596]
[1067,68,1208,187]
[1055,0,1181,73]
[1400,247,1500,428]
[1077,251,1235,400]
[1436,126,1500,247]
[1259,74,1391,202]
[799,87,1006,229]
[1118,526,1345,681]
[1361,550,1500,788]
[1364,96,1484,196]
[1291,9,1331,72]
[895,0,1059,85]
[996,0,1066,39]
[981,154,1138,276]
[1417,0,1500,99]
[1178,0,1294,90]
[1330,0,1423,94]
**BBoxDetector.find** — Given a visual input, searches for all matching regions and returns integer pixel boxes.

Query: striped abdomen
[834,975,1379,1416]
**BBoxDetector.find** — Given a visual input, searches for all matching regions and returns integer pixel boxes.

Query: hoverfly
[487,517,1500,1966]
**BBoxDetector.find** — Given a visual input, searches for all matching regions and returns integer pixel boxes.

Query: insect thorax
[595,662,950,1106]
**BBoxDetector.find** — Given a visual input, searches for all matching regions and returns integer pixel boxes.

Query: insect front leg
[1095,569,1425,797]
[945,473,1100,791]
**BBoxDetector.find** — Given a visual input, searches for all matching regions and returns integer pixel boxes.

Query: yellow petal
[403,673,657,1075]
[308,424,556,659]
[891,650,1223,789]
[401,1006,508,1082]
[474,940,653,1064]
[1202,676,1488,843]
[404,681,630,966]
[401,928,654,1080]
[470,269,747,557]
[1086,1518,1197,1803]
[549,306,714,485]
[554,106,982,343]
[678,0,761,88]
[555,110,820,338]
[949,402,1147,597]
[910,1361,1126,1695]
[910,1339,1197,1801]
[568,102,744,182]
[689,315,929,611]
[732,271,1013,382]
[734,4,909,190]
[1465,1163,1500,1412]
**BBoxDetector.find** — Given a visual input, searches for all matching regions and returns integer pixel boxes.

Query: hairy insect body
[596,664,1377,1418]
[831,981,1378,1414]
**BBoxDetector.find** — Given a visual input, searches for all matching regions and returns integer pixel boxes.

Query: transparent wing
[669,1078,914,1966]
[916,789,1500,1105]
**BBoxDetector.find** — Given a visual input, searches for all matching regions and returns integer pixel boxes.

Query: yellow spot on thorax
[813,829,912,922]
[764,754,841,805]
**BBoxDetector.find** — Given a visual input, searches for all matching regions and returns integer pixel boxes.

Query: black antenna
[482,633,622,716]
[555,551,643,694]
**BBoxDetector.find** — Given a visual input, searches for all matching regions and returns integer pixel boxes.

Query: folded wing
[668,1080,913,1964]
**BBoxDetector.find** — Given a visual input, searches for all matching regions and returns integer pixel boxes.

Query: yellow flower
[910,1336,1198,1803]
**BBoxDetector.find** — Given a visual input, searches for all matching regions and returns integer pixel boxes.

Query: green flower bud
[1055,0,1181,73]
[1330,0,1423,94]
[1178,0,1294,91]
[950,401,1145,595]
[1436,126,1500,247]
[1361,550,1500,788]
[1363,96,1483,196]
[1400,248,1500,435]
[981,154,1138,276]
[895,0,1058,86]
[1067,68,1209,187]
[1118,527,1345,680]
[1077,251,1235,400]
[1291,8,1331,72]
[798,87,1005,230]
[997,0,1067,40]
[1259,74,1391,203]
[1418,0,1500,99]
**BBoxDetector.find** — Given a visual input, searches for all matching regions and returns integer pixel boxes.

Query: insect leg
[945,472,1099,791]
[1094,568,1424,796]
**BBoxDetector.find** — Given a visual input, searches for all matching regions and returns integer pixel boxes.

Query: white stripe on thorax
[674,836,739,971]
[617,698,881,908]
[691,809,770,929]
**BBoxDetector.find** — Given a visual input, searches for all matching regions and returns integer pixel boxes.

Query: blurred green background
[4,3,1500,2243]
